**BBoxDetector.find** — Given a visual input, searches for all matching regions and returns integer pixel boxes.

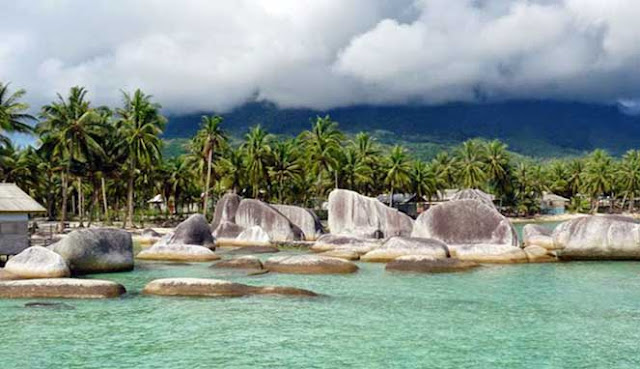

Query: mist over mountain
[164,100,640,159]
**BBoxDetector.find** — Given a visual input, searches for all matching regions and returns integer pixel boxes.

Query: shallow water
[3,252,640,368]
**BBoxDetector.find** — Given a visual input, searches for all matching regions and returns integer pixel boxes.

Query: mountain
[164,100,640,159]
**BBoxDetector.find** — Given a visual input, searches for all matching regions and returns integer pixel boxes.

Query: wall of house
[0,213,29,255]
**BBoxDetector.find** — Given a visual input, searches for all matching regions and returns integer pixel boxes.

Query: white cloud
[1,0,640,114]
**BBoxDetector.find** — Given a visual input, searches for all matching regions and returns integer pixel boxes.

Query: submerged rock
[449,244,528,264]
[0,278,126,299]
[264,255,358,274]
[523,224,556,250]
[222,245,280,254]
[24,302,75,310]
[272,204,324,241]
[327,189,413,238]
[554,216,640,260]
[142,278,317,298]
[211,256,264,270]
[5,246,70,279]
[386,255,480,273]
[137,244,221,262]
[360,237,449,262]
[235,199,303,242]
[171,214,215,249]
[49,228,134,274]
[211,193,242,230]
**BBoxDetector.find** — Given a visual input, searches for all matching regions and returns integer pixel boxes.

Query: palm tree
[116,89,165,228]
[566,159,584,197]
[410,160,439,203]
[582,149,615,214]
[269,140,302,203]
[219,147,245,194]
[194,115,227,217]
[242,125,272,198]
[485,140,511,200]
[301,115,343,195]
[38,86,105,231]
[0,82,35,147]
[384,145,411,207]
[432,152,456,189]
[618,150,640,212]
[455,140,487,189]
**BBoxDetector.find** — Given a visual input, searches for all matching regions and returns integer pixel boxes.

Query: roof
[147,194,164,203]
[436,189,496,202]
[542,193,570,202]
[0,183,46,213]
[377,193,424,205]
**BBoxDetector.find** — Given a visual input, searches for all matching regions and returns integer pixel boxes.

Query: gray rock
[235,226,271,245]
[222,245,280,254]
[0,278,126,299]
[211,256,264,270]
[450,189,495,208]
[328,189,413,238]
[524,245,557,263]
[171,214,215,249]
[5,246,70,278]
[523,224,556,249]
[386,255,480,273]
[211,193,242,230]
[137,244,221,262]
[554,216,640,260]
[412,199,518,247]
[264,255,358,274]
[212,221,245,240]
[235,199,303,242]
[360,236,449,262]
[142,278,317,298]
[272,204,324,241]
[50,228,134,274]
[448,244,528,263]
[310,234,382,254]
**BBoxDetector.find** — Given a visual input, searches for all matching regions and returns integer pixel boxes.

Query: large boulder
[211,256,264,270]
[523,224,556,250]
[143,278,317,298]
[272,204,323,241]
[211,193,242,230]
[361,237,450,262]
[0,278,126,298]
[170,214,215,249]
[450,189,495,208]
[264,255,358,274]
[49,228,134,274]
[235,226,271,246]
[386,255,480,273]
[412,199,518,247]
[319,249,361,261]
[212,221,245,240]
[449,244,528,263]
[524,245,557,263]
[5,246,70,279]
[553,216,640,260]
[310,234,382,254]
[137,244,221,262]
[222,245,280,254]
[328,189,413,238]
[235,199,303,242]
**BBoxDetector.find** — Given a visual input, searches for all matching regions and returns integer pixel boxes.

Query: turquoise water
[3,252,640,368]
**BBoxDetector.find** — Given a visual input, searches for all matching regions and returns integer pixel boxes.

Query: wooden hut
[0,183,46,256]
[540,193,570,215]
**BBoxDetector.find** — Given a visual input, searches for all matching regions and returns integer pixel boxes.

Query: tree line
[1,82,640,230]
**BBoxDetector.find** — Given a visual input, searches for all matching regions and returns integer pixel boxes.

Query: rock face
[319,249,361,261]
[211,256,264,270]
[553,216,640,260]
[211,193,242,230]
[386,255,480,273]
[523,224,556,250]
[49,228,134,274]
[143,278,317,298]
[235,226,271,245]
[235,199,303,242]
[171,214,215,249]
[264,255,358,274]
[361,237,449,262]
[137,244,221,262]
[310,234,382,254]
[412,199,518,247]
[328,189,413,238]
[223,245,280,254]
[449,244,528,263]
[450,189,495,208]
[5,246,70,279]
[524,245,557,263]
[212,221,245,240]
[0,278,126,298]
[272,204,323,241]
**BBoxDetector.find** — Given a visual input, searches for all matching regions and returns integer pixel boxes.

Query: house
[540,193,570,215]
[376,193,427,218]
[433,189,496,204]
[0,183,46,256]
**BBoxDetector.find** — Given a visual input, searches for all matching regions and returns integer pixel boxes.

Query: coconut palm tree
[242,125,272,198]
[301,115,343,195]
[432,152,456,189]
[219,147,245,195]
[384,145,411,207]
[116,89,165,228]
[410,160,439,203]
[269,140,302,203]
[193,115,227,217]
[582,149,615,214]
[0,82,35,147]
[618,150,640,212]
[455,140,487,189]
[485,140,511,200]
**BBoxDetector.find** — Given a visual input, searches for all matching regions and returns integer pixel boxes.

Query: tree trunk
[630,194,635,213]
[58,171,69,232]
[102,177,110,224]
[203,148,213,217]
[389,186,394,207]
[78,177,84,227]
[126,171,135,228]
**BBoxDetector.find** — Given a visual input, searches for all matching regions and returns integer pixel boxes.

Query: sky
[2,0,640,115]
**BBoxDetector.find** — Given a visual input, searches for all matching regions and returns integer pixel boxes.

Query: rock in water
[235,199,303,242]
[272,204,324,241]
[137,244,221,262]
[412,199,518,247]
[448,244,528,263]
[5,246,70,278]
[327,189,413,238]
[0,278,126,299]
[213,221,245,240]
[524,245,557,263]
[386,255,480,273]
[211,193,242,230]
[142,278,317,297]
[222,245,280,254]
[360,237,449,262]
[171,214,215,249]
[264,255,358,274]
[450,189,496,208]
[310,234,382,254]
[553,216,640,260]
[211,256,264,270]
[49,228,134,274]
[523,224,556,250]
[319,249,361,261]
[235,226,271,246]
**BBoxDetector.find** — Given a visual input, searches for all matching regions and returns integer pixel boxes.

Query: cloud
[1,0,640,114]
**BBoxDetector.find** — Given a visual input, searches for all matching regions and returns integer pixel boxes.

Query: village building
[0,183,46,256]
[540,192,570,215]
